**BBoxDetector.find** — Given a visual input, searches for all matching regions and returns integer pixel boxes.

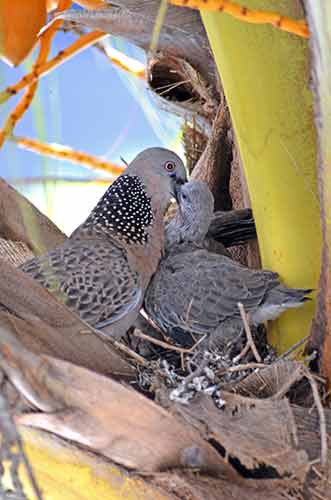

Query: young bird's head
[166,180,214,247]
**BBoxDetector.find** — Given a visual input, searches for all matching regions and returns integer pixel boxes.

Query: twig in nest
[307,487,329,500]
[112,340,150,368]
[217,362,266,376]
[304,369,328,469]
[272,364,304,401]
[93,326,149,367]
[277,335,310,360]
[133,329,206,354]
[184,298,194,331]
[237,302,262,363]
[233,342,250,363]
[180,357,210,390]
[311,464,331,484]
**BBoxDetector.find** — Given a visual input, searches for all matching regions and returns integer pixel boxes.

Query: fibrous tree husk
[304,2,331,385]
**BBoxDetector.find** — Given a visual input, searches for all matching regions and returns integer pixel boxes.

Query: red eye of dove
[164,161,175,172]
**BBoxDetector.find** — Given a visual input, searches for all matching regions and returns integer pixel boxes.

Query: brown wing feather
[20,239,142,328]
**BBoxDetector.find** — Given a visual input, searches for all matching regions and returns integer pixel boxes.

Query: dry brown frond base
[0,178,329,500]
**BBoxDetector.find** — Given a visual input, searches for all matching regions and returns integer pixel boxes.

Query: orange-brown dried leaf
[170,0,309,38]
[47,0,106,9]
[0,0,47,66]
[13,135,124,176]
[75,0,106,8]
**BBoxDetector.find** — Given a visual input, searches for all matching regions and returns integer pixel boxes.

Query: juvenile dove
[165,205,256,254]
[144,180,311,346]
[20,147,187,338]
[134,205,256,337]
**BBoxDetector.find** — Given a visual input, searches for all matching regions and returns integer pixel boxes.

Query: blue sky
[0,28,183,233]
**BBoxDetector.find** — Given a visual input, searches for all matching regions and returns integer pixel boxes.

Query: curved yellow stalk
[9,427,170,500]
[201,0,321,353]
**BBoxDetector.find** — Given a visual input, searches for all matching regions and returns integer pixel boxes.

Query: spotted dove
[144,180,311,346]
[20,147,187,338]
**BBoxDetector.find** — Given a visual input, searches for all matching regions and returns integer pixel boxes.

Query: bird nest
[0,178,330,500]
[128,319,275,402]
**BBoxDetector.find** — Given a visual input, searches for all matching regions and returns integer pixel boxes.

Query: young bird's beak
[173,182,183,204]
[169,169,187,200]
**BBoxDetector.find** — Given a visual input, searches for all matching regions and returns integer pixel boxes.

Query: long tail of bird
[252,286,312,324]
[269,286,312,307]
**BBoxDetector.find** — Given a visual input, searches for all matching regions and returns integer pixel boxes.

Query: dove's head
[83,147,187,246]
[166,180,214,247]
[126,147,187,214]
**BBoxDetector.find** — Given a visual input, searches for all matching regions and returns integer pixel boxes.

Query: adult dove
[20,147,187,339]
[144,180,311,346]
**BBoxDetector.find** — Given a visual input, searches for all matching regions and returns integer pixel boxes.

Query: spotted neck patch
[85,175,154,244]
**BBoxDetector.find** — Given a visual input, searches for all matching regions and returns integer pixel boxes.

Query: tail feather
[251,287,313,324]
[268,286,312,305]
